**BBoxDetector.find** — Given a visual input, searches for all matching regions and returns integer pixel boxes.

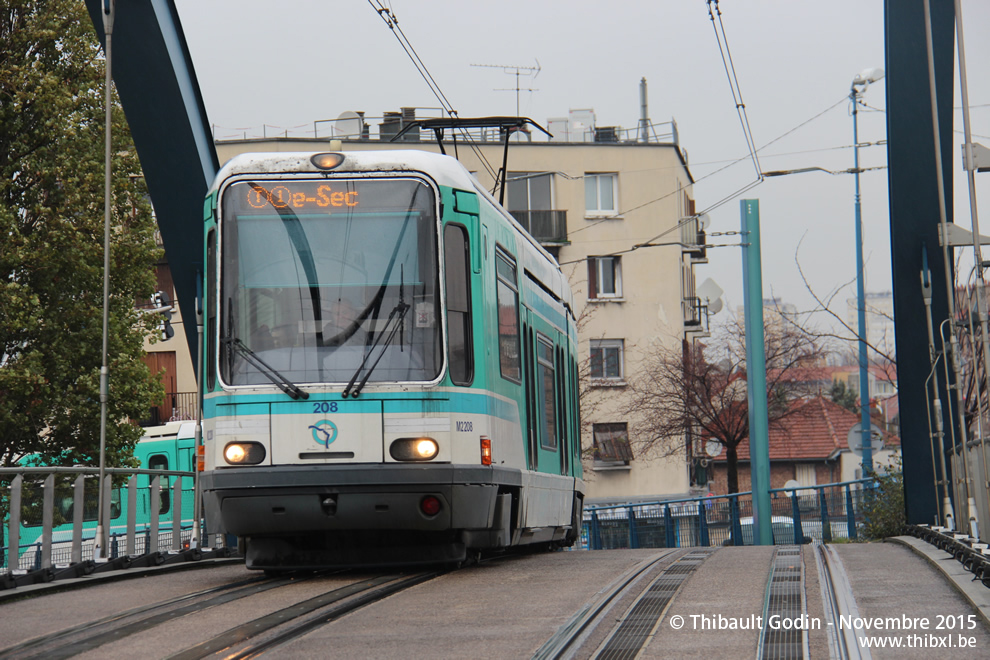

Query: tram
[199,149,584,569]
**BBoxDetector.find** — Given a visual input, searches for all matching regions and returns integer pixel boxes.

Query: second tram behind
[199,150,584,568]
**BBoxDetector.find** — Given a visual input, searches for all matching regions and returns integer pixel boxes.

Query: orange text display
[247,184,359,210]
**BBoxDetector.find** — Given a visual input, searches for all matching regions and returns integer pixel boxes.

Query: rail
[580,478,877,550]
[1,466,228,587]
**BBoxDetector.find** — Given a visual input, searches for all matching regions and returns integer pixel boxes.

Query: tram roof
[211,150,479,194]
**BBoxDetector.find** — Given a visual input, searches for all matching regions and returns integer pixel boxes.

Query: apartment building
[146,108,708,503]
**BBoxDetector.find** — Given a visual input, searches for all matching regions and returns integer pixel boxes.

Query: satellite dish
[335,111,363,139]
[705,438,722,458]
[846,422,885,455]
[783,479,801,492]
[697,278,724,315]
[697,213,711,230]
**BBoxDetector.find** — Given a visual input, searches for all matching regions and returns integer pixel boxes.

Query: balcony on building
[680,214,707,264]
[683,296,710,336]
[509,209,568,247]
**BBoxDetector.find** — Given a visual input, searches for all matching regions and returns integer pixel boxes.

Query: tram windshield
[219,178,441,387]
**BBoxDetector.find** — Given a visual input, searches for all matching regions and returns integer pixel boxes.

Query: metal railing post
[698,502,710,547]
[72,474,84,564]
[791,490,804,545]
[628,506,639,549]
[41,474,54,569]
[819,489,833,543]
[127,475,137,556]
[590,510,601,550]
[101,477,112,553]
[8,475,22,571]
[149,475,160,553]
[729,495,743,546]
[664,504,676,548]
[172,477,183,552]
[845,484,858,540]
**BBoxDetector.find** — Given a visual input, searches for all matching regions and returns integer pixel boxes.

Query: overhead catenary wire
[367,0,456,117]
[567,95,852,245]
[707,0,762,180]
[366,0,500,183]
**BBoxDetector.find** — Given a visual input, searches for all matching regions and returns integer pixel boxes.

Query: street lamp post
[851,67,885,477]
[95,0,117,561]
[762,68,885,478]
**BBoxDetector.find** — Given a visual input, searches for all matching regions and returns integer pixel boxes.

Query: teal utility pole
[741,200,772,546]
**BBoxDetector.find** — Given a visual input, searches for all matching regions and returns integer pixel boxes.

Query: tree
[829,380,859,414]
[623,319,825,493]
[0,0,162,469]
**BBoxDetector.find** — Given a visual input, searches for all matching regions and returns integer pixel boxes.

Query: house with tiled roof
[707,396,900,495]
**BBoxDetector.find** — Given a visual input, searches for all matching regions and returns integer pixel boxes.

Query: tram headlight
[310,152,345,170]
[390,437,439,462]
[223,442,266,465]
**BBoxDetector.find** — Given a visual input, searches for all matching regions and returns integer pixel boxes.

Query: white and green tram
[199,149,584,569]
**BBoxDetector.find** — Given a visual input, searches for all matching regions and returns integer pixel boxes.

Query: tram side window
[148,454,170,515]
[444,224,473,385]
[537,335,557,450]
[496,249,521,382]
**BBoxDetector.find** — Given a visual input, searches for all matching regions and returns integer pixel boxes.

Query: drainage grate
[759,546,808,660]
[595,550,713,660]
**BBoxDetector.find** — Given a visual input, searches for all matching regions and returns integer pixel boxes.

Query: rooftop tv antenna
[471,60,541,116]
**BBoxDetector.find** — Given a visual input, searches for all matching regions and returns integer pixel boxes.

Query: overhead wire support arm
[390,117,553,206]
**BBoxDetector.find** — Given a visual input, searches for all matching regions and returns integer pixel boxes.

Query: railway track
[0,569,441,660]
[533,548,714,660]
[814,544,872,660]
[530,543,880,660]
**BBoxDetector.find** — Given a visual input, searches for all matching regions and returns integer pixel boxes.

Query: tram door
[532,331,561,475]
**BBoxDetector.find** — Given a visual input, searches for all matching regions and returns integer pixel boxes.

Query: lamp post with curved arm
[851,67,885,476]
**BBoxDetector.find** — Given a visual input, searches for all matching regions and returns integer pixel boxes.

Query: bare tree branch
[622,320,826,493]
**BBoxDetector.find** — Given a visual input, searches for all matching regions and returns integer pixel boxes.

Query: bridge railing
[580,478,877,550]
[1,466,225,579]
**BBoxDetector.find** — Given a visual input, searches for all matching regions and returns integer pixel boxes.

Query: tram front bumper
[200,464,518,537]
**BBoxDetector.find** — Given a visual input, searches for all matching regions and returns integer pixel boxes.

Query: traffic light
[152,290,174,341]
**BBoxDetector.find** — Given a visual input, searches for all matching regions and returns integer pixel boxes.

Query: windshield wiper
[226,337,309,400]
[342,301,410,398]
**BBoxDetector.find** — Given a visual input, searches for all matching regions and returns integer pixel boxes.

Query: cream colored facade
[159,123,705,503]
[142,243,198,424]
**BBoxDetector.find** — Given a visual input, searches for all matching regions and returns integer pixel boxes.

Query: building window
[590,339,624,381]
[495,247,521,383]
[588,256,622,299]
[507,172,553,212]
[796,463,817,496]
[585,173,617,215]
[593,423,633,467]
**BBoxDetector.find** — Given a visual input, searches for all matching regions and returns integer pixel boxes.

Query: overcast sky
[173,0,990,336]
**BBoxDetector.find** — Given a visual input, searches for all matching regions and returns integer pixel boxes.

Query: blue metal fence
[580,479,877,550]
